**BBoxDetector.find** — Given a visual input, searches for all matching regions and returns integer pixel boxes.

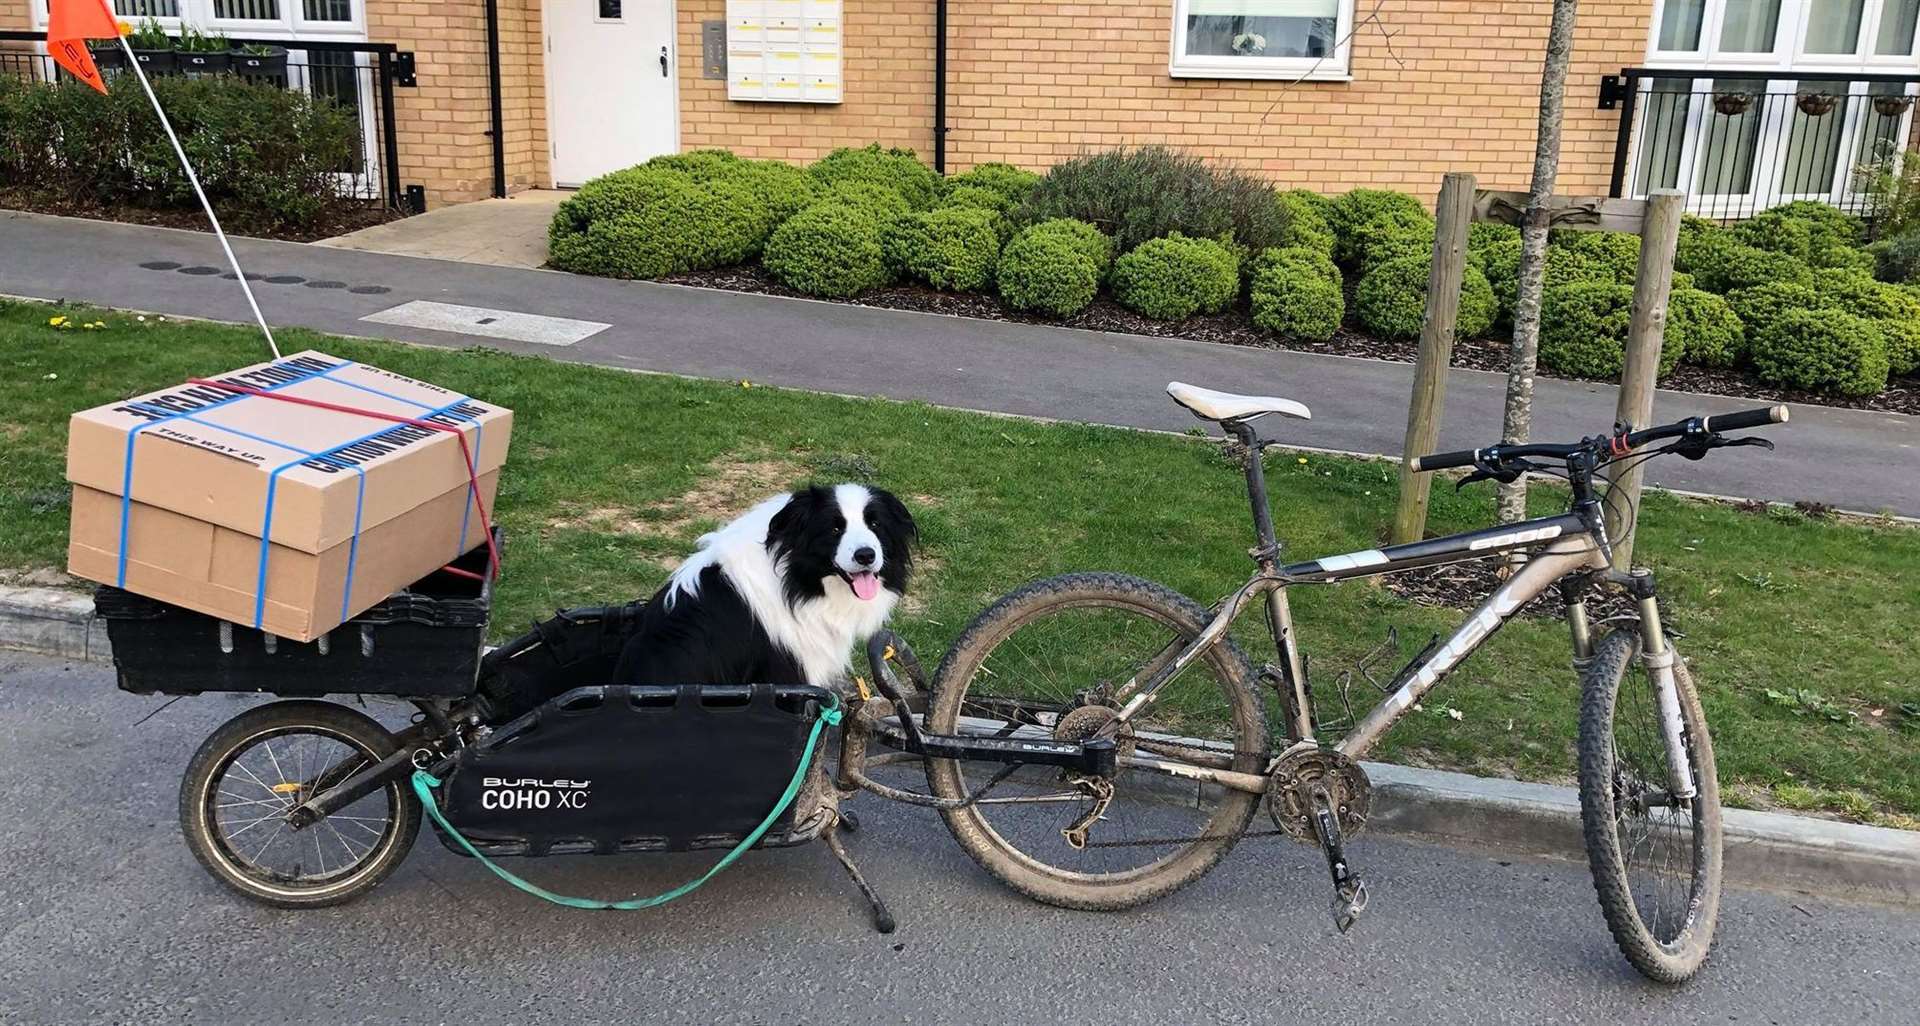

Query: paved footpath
[2,652,1917,1025]
[4,210,1916,515]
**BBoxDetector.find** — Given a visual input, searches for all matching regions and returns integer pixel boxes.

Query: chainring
[1266,745,1372,844]
[1052,704,1137,764]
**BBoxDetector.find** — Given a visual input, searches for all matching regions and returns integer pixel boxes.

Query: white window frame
[1168,0,1356,82]
[1645,0,1919,68]
[28,0,366,39]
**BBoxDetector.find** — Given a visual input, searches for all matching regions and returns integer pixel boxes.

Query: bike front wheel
[1577,629,1723,983]
[925,572,1269,911]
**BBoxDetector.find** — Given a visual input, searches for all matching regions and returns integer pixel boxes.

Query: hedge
[1748,308,1889,396]
[1476,239,1620,324]
[997,224,1101,317]
[0,75,359,234]
[1331,188,1432,268]
[763,202,889,297]
[1669,288,1745,368]
[1110,233,1240,320]
[1687,243,1814,295]
[882,206,1003,291]
[548,166,769,278]
[820,180,914,221]
[1354,254,1496,341]
[1250,247,1344,341]
[1549,230,1640,285]
[1537,282,1684,381]
[807,144,943,210]
[1819,270,1920,376]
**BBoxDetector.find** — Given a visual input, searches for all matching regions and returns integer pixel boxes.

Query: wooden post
[1606,189,1684,570]
[1391,172,1476,545]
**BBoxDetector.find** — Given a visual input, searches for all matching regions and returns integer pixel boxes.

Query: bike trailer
[429,684,836,857]
[97,537,495,699]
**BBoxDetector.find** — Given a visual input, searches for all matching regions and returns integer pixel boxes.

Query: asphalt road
[2,210,1916,515]
[2,652,1915,1026]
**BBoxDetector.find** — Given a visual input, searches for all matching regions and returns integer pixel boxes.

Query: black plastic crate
[99,538,495,699]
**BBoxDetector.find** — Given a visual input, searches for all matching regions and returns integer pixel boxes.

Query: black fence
[1601,68,1920,229]
[0,32,414,210]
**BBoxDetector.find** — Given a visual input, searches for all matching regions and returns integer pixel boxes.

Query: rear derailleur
[1269,743,1373,932]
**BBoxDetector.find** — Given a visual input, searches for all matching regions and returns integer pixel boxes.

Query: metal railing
[0,31,415,210]
[1601,67,1920,226]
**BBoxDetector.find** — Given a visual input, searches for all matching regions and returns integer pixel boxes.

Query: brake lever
[1672,432,1774,461]
[1457,455,1527,489]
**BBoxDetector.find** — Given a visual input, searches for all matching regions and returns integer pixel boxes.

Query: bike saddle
[1166,381,1313,424]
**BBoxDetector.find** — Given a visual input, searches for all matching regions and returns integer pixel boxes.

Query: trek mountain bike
[914,381,1788,983]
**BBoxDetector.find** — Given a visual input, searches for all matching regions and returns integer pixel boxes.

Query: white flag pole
[114,33,281,360]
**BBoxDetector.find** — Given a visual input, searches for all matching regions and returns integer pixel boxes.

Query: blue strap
[115,359,353,587]
[251,394,472,630]
[410,697,843,911]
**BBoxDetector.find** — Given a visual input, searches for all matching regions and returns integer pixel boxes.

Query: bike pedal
[1331,880,1369,934]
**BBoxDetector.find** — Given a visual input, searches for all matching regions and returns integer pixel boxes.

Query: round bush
[1468,221,1521,253]
[736,158,819,225]
[1818,270,1920,376]
[997,225,1100,317]
[1275,189,1338,255]
[548,167,766,279]
[1476,238,1618,325]
[881,206,1002,291]
[1672,271,1698,291]
[1025,218,1113,280]
[643,148,742,177]
[947,162,1040,205]
[1109,234,1240,320]
[942,183,1013,214]
[1354,254,1496,342]
[1332,189,1432,267]
[1669,288,1745,368]
[1357,220,1436,275]
[1551,230,1640,284]
[763,203,889,297]
[1538,282,1684,381]
[808,144,943,210]
[1749,309,1890,396]
[1808,242,1876,273]
[1766,200,1865,249]
[1730,210,1813,261]
[1250,251,1345,342]
[820,180,914,221]
[1689,243,1814,295]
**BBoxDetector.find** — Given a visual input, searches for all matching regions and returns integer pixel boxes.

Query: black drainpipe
[484,0,507,198]
[933,0,947,172]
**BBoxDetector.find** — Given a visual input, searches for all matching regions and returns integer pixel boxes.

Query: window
[37,0,363,36]
[1169,0,1356,80]
[1650,0,1918,61]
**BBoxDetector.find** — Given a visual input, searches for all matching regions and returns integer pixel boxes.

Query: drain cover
[348,285,391,295]
[139,261,182,271]
[304,280,347,290]
[264,275,305,285]
[177,266,220,276]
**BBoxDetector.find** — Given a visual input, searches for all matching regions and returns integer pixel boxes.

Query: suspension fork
[1628,571,1698,802]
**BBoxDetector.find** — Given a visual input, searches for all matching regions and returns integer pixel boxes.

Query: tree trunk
[1495,0,1582,525]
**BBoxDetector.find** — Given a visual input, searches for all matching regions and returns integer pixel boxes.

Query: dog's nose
[852,547,877,567]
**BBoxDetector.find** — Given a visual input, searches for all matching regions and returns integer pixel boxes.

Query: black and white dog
[611,483,917,688]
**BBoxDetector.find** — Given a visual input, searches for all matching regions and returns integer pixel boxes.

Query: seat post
[1226,419,1279,565]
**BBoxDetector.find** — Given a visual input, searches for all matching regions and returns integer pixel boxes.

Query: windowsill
[1168,63,1353,82]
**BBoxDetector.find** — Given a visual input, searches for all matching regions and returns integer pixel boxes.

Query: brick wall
[367,0,498,207]
[670,0,1652,201]
[0,0,28,32]
[497,0,548,192]
[677,0,938,162]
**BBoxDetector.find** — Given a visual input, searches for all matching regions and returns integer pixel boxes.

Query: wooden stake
[1606,189,1684,570]
[1391,172,1476,545]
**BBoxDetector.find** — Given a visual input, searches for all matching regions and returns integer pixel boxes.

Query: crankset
[1268,745,1373,932]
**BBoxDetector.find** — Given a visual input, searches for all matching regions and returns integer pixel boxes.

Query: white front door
[546,0,679,187]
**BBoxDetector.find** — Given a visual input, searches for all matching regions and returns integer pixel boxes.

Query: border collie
[611,483,917,688]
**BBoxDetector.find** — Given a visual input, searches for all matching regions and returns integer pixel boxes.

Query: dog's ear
[765,486,823,547]
[872,488,918,545]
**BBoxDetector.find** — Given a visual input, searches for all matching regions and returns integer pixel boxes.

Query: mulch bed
[0,189,400,244]
[1380,557,1640,623]
[659,265,1920,417]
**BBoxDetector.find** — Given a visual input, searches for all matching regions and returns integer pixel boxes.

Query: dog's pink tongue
[850,571,880,601]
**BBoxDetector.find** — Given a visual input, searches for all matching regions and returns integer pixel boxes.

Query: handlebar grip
[1409,448,1479,473]
[1702,405,1789,432]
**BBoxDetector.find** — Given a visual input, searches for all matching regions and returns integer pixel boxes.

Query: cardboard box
[67,351,513,641]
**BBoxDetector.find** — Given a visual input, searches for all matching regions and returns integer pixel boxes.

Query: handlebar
[1409,404,1789,474]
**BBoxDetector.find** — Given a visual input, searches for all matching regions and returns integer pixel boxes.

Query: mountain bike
[915,381,1788,983]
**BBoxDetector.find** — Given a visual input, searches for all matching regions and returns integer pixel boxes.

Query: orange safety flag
[47,0,119,94]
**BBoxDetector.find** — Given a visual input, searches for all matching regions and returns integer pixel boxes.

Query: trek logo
[479,777,591,811]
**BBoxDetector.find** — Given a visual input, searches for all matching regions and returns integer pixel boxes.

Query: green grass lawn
[3,298,1917,826]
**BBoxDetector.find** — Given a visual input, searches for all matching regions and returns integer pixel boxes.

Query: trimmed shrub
[549,166,766,278]
[1357,220,1436,275]
[736,158,819,225]
[1688,243,1814,295]
[1468,221,1521,252]
[1275,189,1338,254]
[1477,238,1621,324]
[1025,217,1113,280]
[807,144,943,210]
[1354,254,1496,341]
[644,148,743,177]
[1730,210,1814,261]
[881,206,1003,291]
[1725,281,1825,335]
[942,184,1013,214]
[1331,188,1432,267]
[1550,230,1640,284]
[1809,242,1876,273]
[763,202,889,297]
[1672,271,1698,291]
[997,224,1100,317]
[947,162,1040,205]
[1110,234,1241,320]
[1016,146,1289,254]
[1538,282,1684,380]
[1869,230,1920,284]
[820,180,914,221]
[1767,200,1865,249]
[1669,288,1745,368]
[1250,249,1345,341]
[1818,270,1920,376]
[1749,309,1889,395]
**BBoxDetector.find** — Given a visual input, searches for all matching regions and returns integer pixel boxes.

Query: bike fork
[1634,583,1698,802]
[1309,786,1368,933]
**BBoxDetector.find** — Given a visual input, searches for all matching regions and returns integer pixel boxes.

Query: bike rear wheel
[925,572,1269,910]
[1577,629,1723,983]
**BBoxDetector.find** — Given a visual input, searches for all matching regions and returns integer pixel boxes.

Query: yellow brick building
[5,0,1915,211]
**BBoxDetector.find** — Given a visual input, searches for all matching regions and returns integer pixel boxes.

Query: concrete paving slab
[314,190,566,268]
[362,299,610,346]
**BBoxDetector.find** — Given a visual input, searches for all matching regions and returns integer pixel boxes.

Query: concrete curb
[1,585,1913,907]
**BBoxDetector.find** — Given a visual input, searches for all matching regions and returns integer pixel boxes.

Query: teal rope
[410,695,842,910]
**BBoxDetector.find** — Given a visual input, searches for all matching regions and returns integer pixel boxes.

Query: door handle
[659,46,669,77]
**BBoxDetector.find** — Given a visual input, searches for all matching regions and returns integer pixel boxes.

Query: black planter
[178,49,232,73]
[230,46,288,78]
[87,44,127,70]
[130,48,176,74]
